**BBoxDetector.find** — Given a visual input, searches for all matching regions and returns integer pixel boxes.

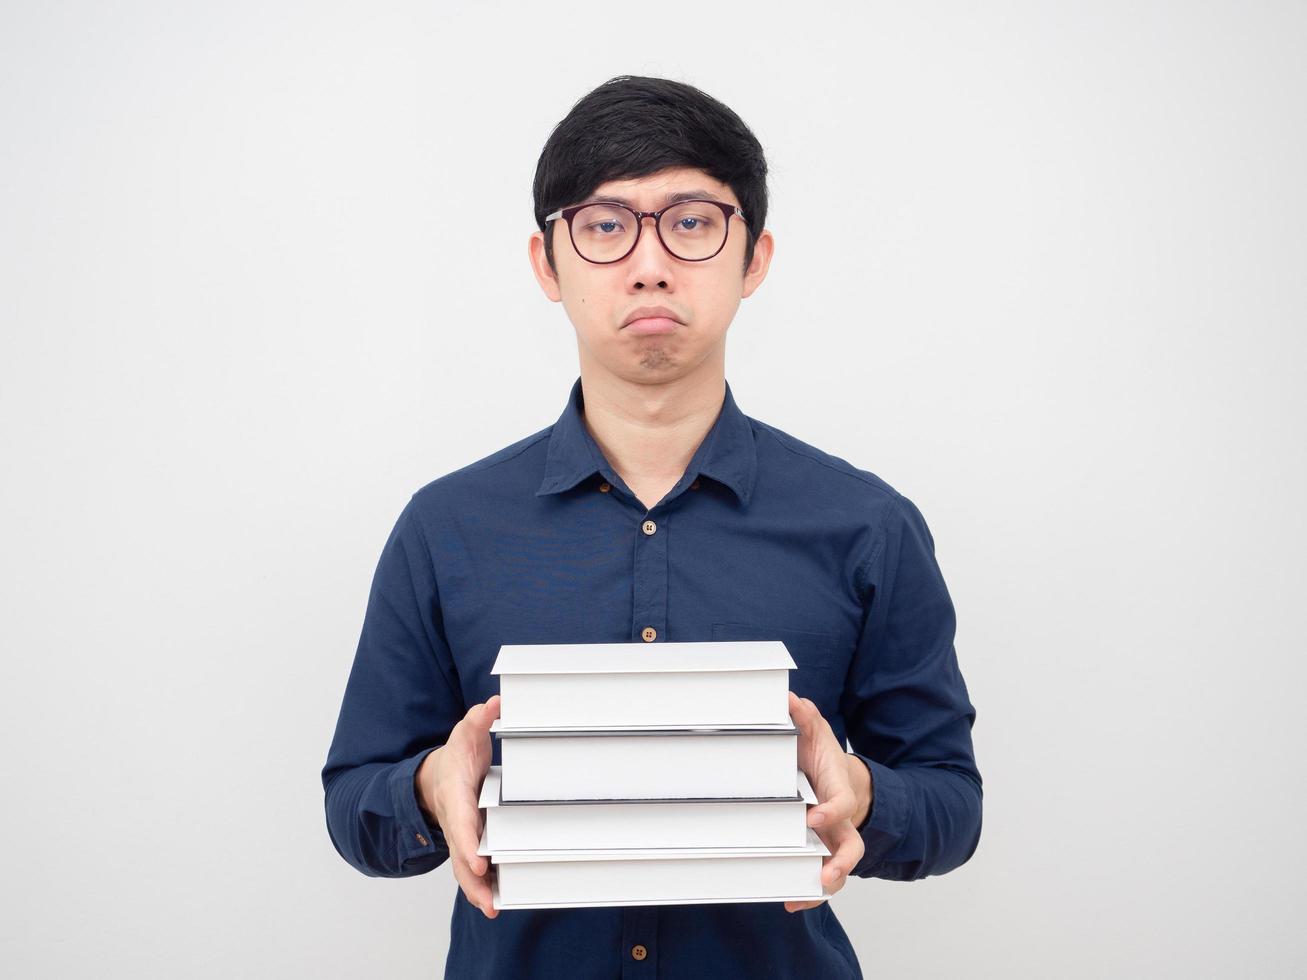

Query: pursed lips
[622,306,683,332]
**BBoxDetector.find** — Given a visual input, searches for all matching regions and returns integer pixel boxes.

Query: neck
[577,365,726,505]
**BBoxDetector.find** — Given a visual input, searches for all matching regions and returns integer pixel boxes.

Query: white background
[2,2,1304,977]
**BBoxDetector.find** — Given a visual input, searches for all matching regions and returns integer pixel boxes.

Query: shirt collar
[535,375,758,508]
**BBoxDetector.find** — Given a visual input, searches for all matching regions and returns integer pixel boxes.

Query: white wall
[2,2,1303,976]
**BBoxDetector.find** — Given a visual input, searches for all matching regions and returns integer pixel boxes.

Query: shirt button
[631,944,648,961]
[415,832,429,846]
[641,626,657,642]
[642,519,657,535]
[599,481,611,493]
[690,478,700,490]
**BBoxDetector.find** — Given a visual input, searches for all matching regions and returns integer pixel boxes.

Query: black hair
[532,75,769,276]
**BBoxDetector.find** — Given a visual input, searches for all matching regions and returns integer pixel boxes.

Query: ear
[741,228,775,299]
[528,228,563,302]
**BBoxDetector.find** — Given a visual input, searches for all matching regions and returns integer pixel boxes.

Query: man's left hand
[784,691,870,913]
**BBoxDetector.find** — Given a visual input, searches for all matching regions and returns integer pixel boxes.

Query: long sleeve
[321,495,466,878]
[841,492,983,881]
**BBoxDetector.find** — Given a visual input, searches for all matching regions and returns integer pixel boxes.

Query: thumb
[472,694,502,733]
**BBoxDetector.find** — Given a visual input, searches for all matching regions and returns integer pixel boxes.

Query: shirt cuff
[848,751,911,875]
[390,746,449,866]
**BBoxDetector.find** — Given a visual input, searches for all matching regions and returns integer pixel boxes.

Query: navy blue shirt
[322,376,982,979]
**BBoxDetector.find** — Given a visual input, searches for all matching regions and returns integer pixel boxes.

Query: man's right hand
[415,694,502,918]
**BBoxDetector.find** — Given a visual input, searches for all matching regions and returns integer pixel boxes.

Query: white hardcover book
[490,882,835,911]
[486,828,831,908]
[492,722,798,802]
[479,766,817,850]
[491,641,797,728]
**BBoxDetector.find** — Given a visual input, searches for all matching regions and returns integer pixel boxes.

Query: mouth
[623,316,681,336]
[622,306,684,335]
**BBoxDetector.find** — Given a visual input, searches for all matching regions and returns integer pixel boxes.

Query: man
[322,75,982,979]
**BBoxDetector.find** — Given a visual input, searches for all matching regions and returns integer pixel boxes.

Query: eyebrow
[577,189,726,209]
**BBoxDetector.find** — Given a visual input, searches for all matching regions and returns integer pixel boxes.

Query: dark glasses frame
[544,199,746,264]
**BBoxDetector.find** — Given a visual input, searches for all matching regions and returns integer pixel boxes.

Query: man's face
[529,166,774,387]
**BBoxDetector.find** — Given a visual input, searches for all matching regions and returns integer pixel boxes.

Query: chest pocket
[710,621,849,712]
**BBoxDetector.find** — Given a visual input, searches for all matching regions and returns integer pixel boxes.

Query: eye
[666,210,716,234]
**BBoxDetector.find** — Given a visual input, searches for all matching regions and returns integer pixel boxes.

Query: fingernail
[810,811,826,826]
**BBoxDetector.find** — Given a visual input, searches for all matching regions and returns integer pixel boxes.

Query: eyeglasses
[545,198,746,264]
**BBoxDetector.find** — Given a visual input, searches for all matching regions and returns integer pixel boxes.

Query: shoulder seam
[398,497,466,708]
[461,427,553,476]
[854,489,906,600]
[753,420,897,499]
[415,427,553,497]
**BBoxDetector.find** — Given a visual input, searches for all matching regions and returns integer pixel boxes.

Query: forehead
[584,167,737,209]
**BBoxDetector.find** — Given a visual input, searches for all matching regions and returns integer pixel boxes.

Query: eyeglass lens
[570,202,728,262]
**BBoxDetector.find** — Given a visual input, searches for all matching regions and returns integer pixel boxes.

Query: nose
[627,214,674,289]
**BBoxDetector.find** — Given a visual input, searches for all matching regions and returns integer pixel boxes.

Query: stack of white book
[478,640,832,910]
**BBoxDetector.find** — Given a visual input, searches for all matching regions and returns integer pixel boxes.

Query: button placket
[632,505,668,644]
[621,907,658,977]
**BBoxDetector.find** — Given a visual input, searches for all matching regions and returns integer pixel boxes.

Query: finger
[481,866,499,918]
[788,691,811,725]
[819,825,863,892]
[789,698,815,743]
[448,795,488,877]
[784,898,827,913]
[808,783,858,826]
[450,847,496,916]
[820,855,848,893]
[462,858,497,918]
[464,863,499,918]
[449,700,500,777]
[788,694,824,738]
[448,810,497,918]
[803,696,833,734]
[465,696,502,737]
